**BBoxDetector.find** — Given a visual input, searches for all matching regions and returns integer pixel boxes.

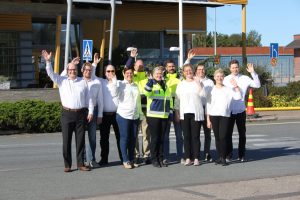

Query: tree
[192,30,262,47]
[247,30,262,47]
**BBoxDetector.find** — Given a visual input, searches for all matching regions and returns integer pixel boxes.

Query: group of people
[42,47,260,172]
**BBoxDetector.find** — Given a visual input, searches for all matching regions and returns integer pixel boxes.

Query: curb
[246,115,278,122]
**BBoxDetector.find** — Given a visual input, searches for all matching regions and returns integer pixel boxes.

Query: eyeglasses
[68,69,76,71]
[106,70,115,73]
[84,69,92,72]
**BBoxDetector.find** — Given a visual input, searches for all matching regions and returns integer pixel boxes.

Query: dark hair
[104,64,115,72]
[123,67,133,74]
[164,59,175,67]
[229,59,239,67]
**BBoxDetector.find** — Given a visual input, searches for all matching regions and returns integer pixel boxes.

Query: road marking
[253,141,300,147]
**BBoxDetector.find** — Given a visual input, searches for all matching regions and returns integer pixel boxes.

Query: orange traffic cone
[246,88,255,115]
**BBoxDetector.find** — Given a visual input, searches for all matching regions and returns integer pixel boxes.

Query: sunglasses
[106,70,115,73]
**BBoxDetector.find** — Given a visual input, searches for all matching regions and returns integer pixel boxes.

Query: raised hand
[71,57,80,65]
[230,77,238,88]
[246,63,255,73]
[107,73,116,82]
[41,50,52,62]
[93,53,101,65]
[130,48,138,58]
[187,49,196,60]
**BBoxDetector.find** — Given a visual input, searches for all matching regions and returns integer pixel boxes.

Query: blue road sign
[270,43,279,58]
[83,40,93,61]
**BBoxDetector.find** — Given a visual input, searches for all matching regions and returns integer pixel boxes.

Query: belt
[103,112,116,115]
[62,106,85,112]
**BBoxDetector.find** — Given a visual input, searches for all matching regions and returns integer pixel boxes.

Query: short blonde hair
[214,68,224,77]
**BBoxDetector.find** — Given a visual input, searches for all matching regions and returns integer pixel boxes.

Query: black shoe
[238,157,247,162]
[143,158,152,165]
[160,161,168,167]
[214,158,221,165]
[98,160,108,166]
[152,161,161,168]
[226,154,232,163]
[220,158,228,166]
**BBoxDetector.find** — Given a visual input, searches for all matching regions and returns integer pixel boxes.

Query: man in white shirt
[223,59,261,162]
[92,54,123,165]
[61,58,104,168]
[194,64,215,162]
[42,50,93,172]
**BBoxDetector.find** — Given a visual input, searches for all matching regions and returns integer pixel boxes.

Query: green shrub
[252,88,272,107]
[0,100,61,133]
[269,81,300,100]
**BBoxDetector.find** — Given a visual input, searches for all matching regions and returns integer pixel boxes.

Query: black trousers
[199,117,211,155]
[61,109,86,168]
[99,112,122,162]
[210,116,230,159]
[147,117,168,162]
[227,111,246,158]
[181,113,201,160]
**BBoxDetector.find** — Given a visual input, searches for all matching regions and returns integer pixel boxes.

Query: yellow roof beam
[209,0,248,5]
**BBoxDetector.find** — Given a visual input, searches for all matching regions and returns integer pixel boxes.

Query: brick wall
[294,49,300,81]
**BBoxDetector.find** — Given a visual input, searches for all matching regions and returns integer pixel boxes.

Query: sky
[206,0,300,47]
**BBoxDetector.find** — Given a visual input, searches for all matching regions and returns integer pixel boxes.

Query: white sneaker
[180,158,185,165]
[89,160,100,168]
[184,158,192,166]
[193,159,200,166]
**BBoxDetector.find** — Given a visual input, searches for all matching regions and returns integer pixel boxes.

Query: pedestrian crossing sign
[83,40,93,61]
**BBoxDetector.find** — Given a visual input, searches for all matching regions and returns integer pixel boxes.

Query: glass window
[0,32,18,80]
[119,31,160,49]
[119,31,160,59]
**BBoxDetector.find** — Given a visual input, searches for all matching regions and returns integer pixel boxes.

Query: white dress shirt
[91,63,119,113]
[207,86,242,117]
[223,73,261,114]
[116,80,143,120]
[60,69,103,117]
[99,78,119,112]
[175,80,206,121]
[198,76,214,106]
[46,63,94,114]
[87,78,103,118]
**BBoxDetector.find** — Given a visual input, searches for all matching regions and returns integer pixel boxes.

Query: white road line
[253,141,300,147]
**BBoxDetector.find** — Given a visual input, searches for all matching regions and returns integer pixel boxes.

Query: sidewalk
[247,110,300,122]
[80,175,300,200]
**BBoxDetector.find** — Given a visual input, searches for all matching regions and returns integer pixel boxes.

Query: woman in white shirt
[175,64,206,166]
[206,68,241,166]
[115,67,143,169]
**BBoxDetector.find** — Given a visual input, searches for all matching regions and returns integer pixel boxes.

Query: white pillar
[179,0,183,68]
[109,0,115,63]
[64,0,72,68]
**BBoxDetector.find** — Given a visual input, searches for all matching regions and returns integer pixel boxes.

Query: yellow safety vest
[144,82,173,119]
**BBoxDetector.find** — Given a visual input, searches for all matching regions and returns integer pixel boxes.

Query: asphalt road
[0,119,300,200]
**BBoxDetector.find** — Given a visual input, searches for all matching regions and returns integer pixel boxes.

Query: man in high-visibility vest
[163,59,184,165]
